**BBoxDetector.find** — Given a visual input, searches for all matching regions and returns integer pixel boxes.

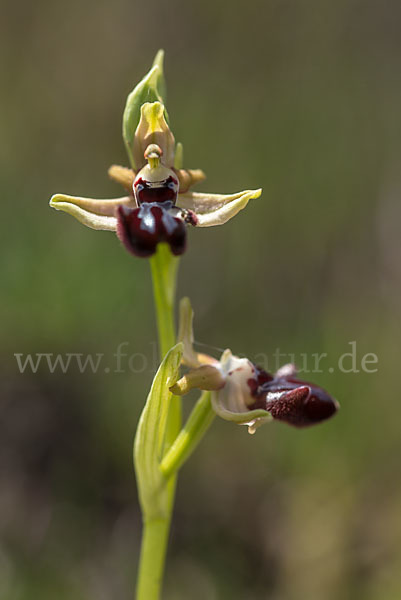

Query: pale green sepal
[49,194,134,231]
[134,342,183,519]
[122,49,167,170]
[177,188,262,227]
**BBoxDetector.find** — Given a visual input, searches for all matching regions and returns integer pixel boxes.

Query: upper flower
[49,50,262,257]
[171,298,339,433]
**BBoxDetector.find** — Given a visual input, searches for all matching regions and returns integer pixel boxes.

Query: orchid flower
[171,298,339,433]
[49,51,261,257]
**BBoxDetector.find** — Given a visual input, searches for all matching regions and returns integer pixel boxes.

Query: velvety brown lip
[116,201,186,258]
[247,364,338,427]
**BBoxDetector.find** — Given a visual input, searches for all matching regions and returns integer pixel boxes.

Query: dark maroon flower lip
[116,201,186,258]
[247,364,339,428]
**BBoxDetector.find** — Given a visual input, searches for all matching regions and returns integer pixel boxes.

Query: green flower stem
[135,517,170,600]
[136,246,217,599]
[135,244,180,600]
[160,391,215,480]
[149,243,182,454]
[149,243,178,357]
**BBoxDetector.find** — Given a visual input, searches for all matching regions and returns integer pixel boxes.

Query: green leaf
[134,342,183,519]
[122,50,167,170]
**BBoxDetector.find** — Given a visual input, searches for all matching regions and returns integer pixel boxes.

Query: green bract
[134,341,183,519]
[123,49,167,170]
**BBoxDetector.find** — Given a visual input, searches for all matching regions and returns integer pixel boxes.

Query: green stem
[149,243,178,356]
[136,518,170,600]
[136,244,180,600]
[160,391,215,480]
[149,244,182,455]
[136,246,217,599]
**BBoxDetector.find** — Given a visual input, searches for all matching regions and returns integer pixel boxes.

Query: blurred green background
[1,0,401,598]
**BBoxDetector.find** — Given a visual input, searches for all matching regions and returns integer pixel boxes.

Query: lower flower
[171,298,339,433]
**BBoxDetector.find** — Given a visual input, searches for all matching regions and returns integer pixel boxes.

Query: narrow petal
[174,142,184,169]
[175,168,206,193]
[177,188,262,227]
[170,365,225,395]
[49,194,134,231]
[108,165,136,190]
